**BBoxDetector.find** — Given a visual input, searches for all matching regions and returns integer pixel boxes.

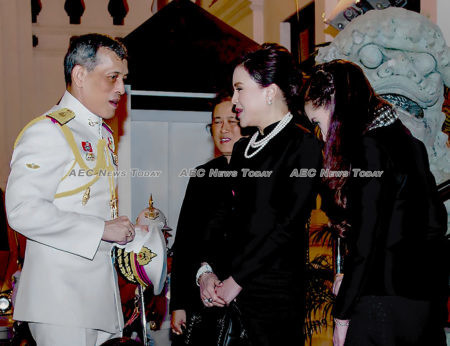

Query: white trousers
[29,322,121,346]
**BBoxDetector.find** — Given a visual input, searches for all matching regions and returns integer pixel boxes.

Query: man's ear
[71,65,87,88]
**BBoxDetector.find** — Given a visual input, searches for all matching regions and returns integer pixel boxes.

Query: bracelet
[196,264,213,286]
[334,318,350,327]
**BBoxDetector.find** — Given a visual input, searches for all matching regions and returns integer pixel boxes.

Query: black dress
[332,120,448,345]
[170,156,234,345]
[227,119,322,346]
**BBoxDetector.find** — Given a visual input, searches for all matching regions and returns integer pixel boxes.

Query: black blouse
[228,120,322,289]
[333,120,448,319]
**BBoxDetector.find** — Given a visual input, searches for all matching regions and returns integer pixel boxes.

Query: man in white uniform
[6,34,133,346]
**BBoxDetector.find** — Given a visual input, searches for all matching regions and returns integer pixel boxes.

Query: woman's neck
[223,154,231,163]
[258,109,291,134]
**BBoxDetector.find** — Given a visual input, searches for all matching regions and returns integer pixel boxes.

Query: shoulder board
[102,122,113,134]
[46,108,75,125]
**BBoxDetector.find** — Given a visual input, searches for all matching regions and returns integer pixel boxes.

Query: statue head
[317,7,450,183]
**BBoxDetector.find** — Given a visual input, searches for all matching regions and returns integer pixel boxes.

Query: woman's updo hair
[236,43,303,118]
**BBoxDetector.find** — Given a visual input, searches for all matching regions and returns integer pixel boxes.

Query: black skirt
[237,271,305,346]
[344,295,446,346]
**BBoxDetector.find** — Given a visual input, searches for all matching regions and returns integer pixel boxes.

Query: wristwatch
[196,263,213,286]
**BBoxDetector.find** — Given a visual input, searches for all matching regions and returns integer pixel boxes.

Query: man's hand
[102,216,135,244]
[199,272,226,307]
[215,276,242,305]
[171,309,186,335]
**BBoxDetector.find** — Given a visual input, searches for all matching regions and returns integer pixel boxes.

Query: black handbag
[216,301,249,346]
[182,302,250,346]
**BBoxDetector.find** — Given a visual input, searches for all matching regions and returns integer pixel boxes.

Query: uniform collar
[58,91,104,137]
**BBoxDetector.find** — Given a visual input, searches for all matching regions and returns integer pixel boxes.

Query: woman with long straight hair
[303,60,448,346]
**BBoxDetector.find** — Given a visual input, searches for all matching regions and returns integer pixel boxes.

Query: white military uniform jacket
[6,91,123,333]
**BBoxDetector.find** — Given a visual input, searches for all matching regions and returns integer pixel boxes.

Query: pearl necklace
[244,112,293,159]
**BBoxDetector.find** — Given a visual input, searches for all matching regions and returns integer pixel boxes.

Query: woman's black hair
[302,59,392,207]
[235,43,304,120]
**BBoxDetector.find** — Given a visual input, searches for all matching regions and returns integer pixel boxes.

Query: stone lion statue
[317,7,450,230]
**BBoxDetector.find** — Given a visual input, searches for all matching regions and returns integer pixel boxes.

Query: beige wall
[32,0,152,116]
[0,0,151,189]
[0,0,34,189]
[264,0,296,43]
[421,0,436,23]
[233,14,253,37]
[208,0,337,48]
[209,0,253,39]
[265,0,311,44]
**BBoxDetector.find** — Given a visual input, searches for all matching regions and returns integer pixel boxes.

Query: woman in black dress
[302,60,448,346]
[170,92,244,344]
[210,43,322,345]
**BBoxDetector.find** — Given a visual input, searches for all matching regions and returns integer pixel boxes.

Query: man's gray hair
[64,33,127,86]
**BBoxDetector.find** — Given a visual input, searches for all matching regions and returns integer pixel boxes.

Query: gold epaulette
[46,108,75,125]
[14,109,75,149]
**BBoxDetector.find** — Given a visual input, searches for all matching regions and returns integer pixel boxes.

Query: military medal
[86,152,96,161]
[112,153,118,166]
[82,141,95,161]
[82,141,93,152]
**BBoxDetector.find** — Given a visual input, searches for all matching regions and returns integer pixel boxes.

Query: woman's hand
[215,276,242,304]
[333,319,349,346]
[171,309,186,335]
[332,274,344,296]
[199,272,226,307]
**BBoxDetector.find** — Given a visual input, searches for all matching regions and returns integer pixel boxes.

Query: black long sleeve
[334,121,448,319]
